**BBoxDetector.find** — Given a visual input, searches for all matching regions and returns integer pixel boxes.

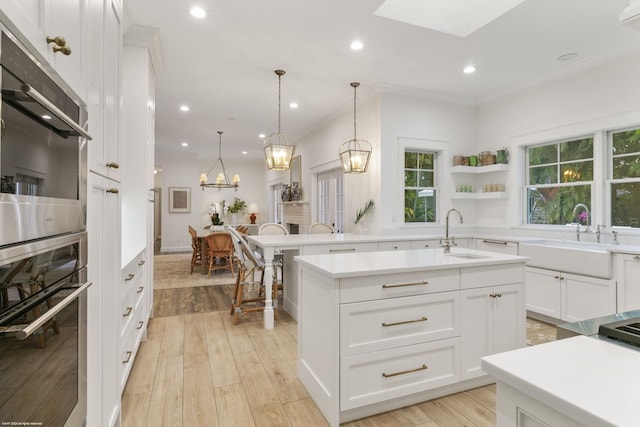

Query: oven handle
[20,84,93,140]
[15,281,92,341]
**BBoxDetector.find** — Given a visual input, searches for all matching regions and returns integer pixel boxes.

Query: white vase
[231,213,237,225]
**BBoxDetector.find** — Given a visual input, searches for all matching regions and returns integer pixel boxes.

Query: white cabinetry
[451,164,508,200]
[461,282,524,380]
[616,253,640,312]
[118,250,148,391]
[297,256,525,426]
[87,173,120,427]
[87,0,122,180]
[378,240,412,251]
[0,0,87,99]
[409,239,441,249]
[526,267,616,323]
[475,238,518,255]
[302,242,378,255]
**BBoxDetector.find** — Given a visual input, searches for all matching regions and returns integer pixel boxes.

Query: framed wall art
[169,187,191,213]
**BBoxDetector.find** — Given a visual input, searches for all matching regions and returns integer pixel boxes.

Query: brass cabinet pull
[382,316,428,327]
[137,286,144,293]
[482,239,508,245]
[52,45,71,55]
[46,35,67,46]
[328,248,356,253]
[633,256,640,261]
[125,273,135,281]
[553,275,561,279]
[138,259,146,266]
[382,280,428,289]
[137,321,144,330]
[106,188,119,194]
[123,306,133,317]
[106,162,120,169]
[46,36,71,54]
[489,293,502,298]
[382,364,428,378]
[122,351,132,364]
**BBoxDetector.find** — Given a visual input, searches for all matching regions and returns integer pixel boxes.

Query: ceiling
[123,0,640,163]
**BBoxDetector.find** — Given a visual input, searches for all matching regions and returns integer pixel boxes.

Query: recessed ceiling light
[190,6,206,18]
[41,114,52,120]
[180,105,189,112]
[289,102,299,109]
[259,133,266,139]
[463,65,476,74]
[242,151,248,155]
[181,142,188,147]
[350,40,364,50]
[557,53,579,62]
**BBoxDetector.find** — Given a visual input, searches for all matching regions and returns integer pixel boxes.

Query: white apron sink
[519,240,612,278]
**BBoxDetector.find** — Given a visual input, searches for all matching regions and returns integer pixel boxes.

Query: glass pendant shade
[340,139,372,173]
[340,82,371,174]
[200,131,239,191]
[264,69,295,170]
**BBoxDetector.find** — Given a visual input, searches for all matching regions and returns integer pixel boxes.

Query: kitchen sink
[519,240,612,278]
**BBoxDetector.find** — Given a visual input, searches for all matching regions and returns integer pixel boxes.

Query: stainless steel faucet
[572,203,590,241]
[444,208,463,253]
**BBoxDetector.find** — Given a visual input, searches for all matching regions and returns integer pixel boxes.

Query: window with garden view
[611,128,640,228]
[526,137,593,226]
[404,150,437,223]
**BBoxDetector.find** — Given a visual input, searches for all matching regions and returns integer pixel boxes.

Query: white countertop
[294,247,526,278]
[482,335,640,427]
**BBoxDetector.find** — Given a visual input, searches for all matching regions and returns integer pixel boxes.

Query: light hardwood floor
[122,309,503,427]
[123,252,555,426]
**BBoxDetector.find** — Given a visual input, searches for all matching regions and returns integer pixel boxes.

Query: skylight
[374,0,526,38]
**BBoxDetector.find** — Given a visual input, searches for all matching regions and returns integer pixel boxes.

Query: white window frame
[397,137,449,228]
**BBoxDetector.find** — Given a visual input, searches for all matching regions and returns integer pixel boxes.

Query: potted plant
[227,197,247,224]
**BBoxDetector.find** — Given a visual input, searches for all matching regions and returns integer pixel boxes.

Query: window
[317,168,344,232]
[611,128,640,228]
[404,150,437,223]
[270,184,284,224]
[525,137,593,225]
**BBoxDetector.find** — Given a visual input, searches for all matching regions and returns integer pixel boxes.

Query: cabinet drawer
[460,264,524,289]
[340,270,459,303]
[121,251,147,290]
[302,242,378,255]
[120,279,144,336]
[378,241,412,251]
[340,337,460,410]
[410,239,441,249]
[340,292,460,356]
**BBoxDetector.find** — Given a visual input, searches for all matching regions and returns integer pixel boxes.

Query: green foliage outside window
[611,129,640,227]
[404,151,436,223]
[526,138,593,225]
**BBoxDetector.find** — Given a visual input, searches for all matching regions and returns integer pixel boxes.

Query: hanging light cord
[276,70,285,135]
[351,82,360,141]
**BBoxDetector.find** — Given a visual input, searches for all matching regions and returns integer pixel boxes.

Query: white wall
[156,150,267,252]
[476,49,640,244]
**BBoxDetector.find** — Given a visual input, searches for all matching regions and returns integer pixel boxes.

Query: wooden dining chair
[227,227,280,325]
[188,225,203,274]
[309,222,335,234]
[204,232,235,278]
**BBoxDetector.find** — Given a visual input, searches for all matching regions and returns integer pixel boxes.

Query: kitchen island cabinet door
[461,283,525,380]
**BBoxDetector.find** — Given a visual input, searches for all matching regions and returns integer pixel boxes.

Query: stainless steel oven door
[0,27,90,247]
[0,232,89,426]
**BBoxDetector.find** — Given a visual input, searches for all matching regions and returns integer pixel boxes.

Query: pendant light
[264,69,295,170]
[199,131,240,191]
[339,82,372,174]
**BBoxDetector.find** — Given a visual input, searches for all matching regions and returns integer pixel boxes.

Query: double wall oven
[0,27,91,426]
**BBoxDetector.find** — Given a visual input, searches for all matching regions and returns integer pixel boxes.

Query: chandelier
[264,69,295,170]
[339,82,372,174]
[199,131,239,191]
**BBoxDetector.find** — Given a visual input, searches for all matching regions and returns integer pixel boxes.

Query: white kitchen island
[294,247,528,426]
[482,335,640,427]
